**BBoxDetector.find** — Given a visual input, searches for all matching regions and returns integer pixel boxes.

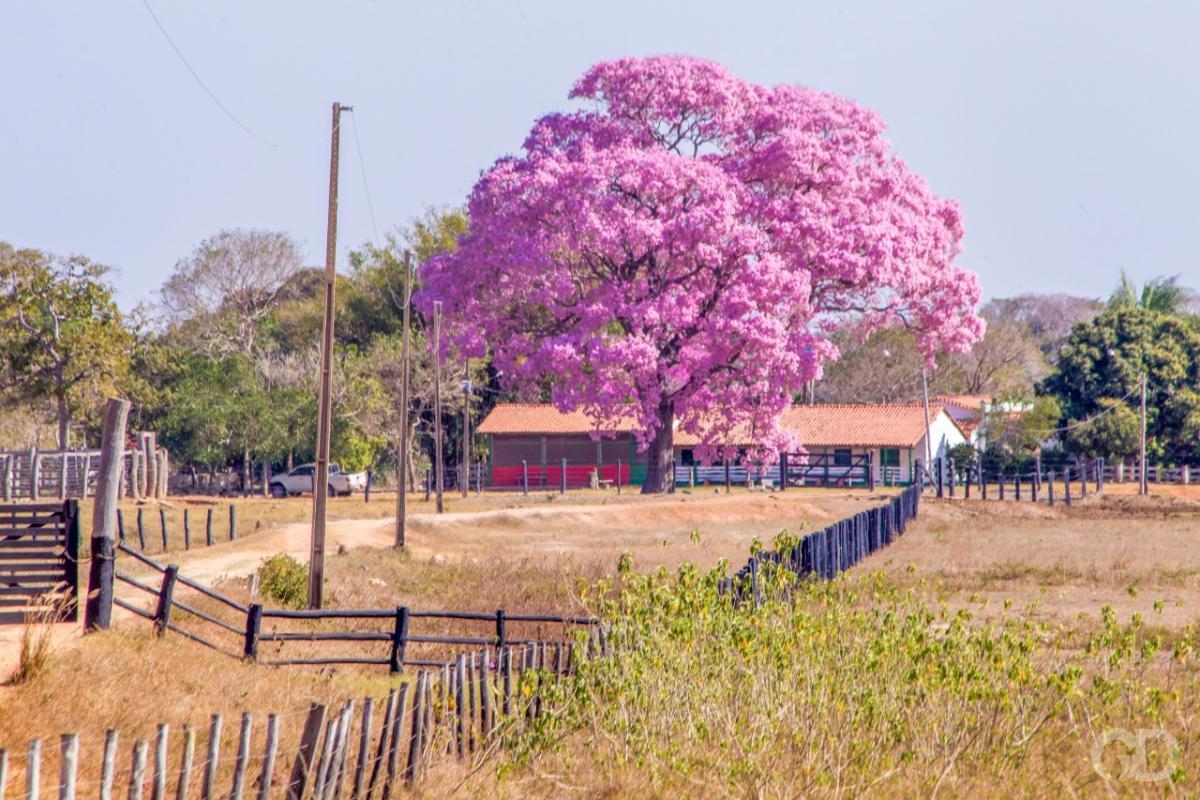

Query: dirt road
[1,488,884,677]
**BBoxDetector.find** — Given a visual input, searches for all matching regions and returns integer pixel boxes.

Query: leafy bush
[496,562,1200,795]
[256,554,308,609]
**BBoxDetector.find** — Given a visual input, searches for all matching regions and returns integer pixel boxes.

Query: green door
[880,448,900,486]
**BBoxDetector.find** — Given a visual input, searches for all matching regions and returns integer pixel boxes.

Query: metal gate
[0,500,80,624]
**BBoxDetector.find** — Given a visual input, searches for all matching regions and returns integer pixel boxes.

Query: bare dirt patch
[861,494,1200,628]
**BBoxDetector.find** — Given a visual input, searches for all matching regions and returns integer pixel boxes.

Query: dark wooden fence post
[935,458,944,498]
[183,508,190,550]
[1031,472,1039,503]
[1015,473,1021,501]
[521,460,528,496]
[136,508,146,550]
[1097,458,1104,492]
[1080,463,1087,497]
[1064,468,1072,506]
[981,468,988,501]
[495,609,507,653]
[154,565,180,635]
[117,509,126,542]
[964,465,972,499]
[160,508,168,550]
[85,400,129,632]
[779,452,788,491]
[616,459,622,495]
[1047,470,1055,506]
[866,451,875,492]
[63,499,81,621]
[999,474,1005,501]
[560,458,566,494]
[229,505,238,540]
[389,606,410,673]
[724,461,731,493]
[243,604,263,661]
[205,509,214,546]
[947,457,955,498]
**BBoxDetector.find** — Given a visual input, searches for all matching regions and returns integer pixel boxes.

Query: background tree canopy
[1043,307,1200,463]
[3,218,1198,482]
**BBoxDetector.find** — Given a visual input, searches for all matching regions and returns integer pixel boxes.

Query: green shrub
[257,554,308,609]
[496,562,1200,796]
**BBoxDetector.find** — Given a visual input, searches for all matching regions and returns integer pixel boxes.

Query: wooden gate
[0,500,81,624]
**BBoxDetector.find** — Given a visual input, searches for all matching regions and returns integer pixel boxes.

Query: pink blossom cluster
[420,56,983,461]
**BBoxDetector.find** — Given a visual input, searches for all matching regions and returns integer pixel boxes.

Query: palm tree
[1108,272,1191,314]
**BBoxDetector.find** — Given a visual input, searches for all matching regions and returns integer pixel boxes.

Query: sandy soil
[5,485,1197,677]
[0,488,886,677]
[861,492,1200,628]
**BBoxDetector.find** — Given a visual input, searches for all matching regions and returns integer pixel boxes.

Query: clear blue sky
[5,1,1198,311]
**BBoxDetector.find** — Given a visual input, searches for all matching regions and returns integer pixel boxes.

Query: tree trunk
[641,401,676,495]
[57,395,71,450]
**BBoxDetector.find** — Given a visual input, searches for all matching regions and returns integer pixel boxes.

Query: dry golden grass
[1,485,1197,797]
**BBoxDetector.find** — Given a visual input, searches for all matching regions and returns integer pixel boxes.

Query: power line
[989,383,1143,439]
[347,111,381,245]
[140,0,278,148]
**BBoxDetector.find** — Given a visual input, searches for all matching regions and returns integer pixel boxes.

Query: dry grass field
[2,484,1199,796]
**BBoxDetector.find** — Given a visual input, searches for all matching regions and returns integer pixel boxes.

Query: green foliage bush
[496,560,1200,795]
[256,554,308,609]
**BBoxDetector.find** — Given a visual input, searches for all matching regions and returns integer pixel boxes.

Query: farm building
[477,402,968,488]
[933,395,990,444]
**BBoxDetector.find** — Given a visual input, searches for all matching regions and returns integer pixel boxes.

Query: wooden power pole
[433,301,445,514]
[1140,371,1148,495]
[309,101,348,609]
[394,253,413,548]
[461,362,471,498]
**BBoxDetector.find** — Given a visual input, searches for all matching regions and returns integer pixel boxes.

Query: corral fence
[719,483,922,605]
[450,450,882,496]
[930,456,1104,505]
[0,500,80,624]
[0,434,169,502]
[109,543,600,674]
[0,634,598,799]
[1101,460,1196,485]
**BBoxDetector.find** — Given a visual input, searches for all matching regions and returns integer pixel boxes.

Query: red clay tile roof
[476,404,639,435]
[934,395,990,413]
[479,403,949,449]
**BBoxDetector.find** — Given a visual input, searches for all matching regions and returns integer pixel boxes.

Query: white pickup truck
[269,463,368,498]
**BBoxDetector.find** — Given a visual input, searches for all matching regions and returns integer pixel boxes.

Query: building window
[880,448,900,468]
[833,448,852,467]
[680,449,695,465]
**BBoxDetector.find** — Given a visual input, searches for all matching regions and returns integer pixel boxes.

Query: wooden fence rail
[930,457,1105,505]
[111,542,598,672]
[0,633,602,799]
[0,500,81,624]
[719,483,921,605]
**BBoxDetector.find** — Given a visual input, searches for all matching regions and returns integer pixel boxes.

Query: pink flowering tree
[420,56,983,493]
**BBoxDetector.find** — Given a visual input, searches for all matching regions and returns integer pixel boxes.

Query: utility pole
[433,301,445,513]
[308,101,349,609]
[461,361,471,498]
[921,367,933,466]
[1140,371,1148,495]
[394,252,413,548]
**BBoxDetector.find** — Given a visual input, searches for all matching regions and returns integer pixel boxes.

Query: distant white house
[935,395,1035,451]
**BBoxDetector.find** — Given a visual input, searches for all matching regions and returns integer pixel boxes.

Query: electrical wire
[140,0,278,148]
[988,383,1143,439]
[348,111,381,245]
